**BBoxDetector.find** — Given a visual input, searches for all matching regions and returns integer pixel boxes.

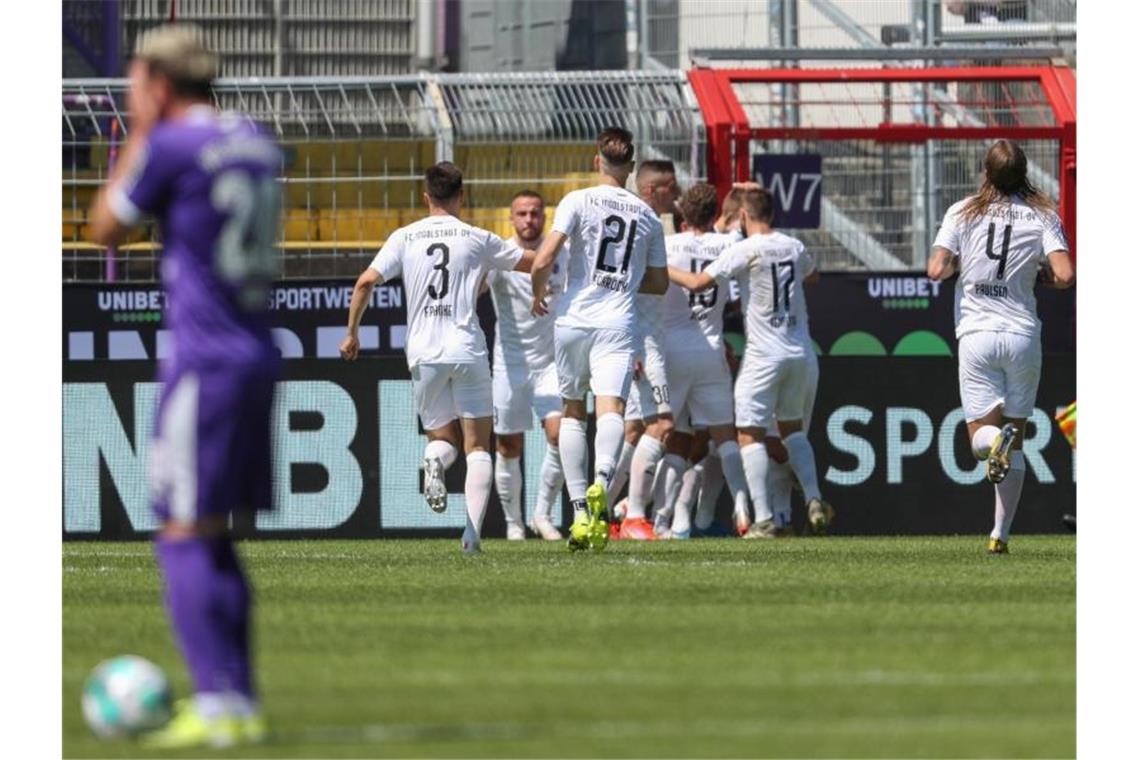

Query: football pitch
[63,536,1075,758]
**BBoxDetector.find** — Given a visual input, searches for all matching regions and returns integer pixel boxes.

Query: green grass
[63,536,1075,758]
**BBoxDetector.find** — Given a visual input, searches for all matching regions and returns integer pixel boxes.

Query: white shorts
[493,360,561,434]
[554,324,635,401]
[761,350,819,432]
[668,349,734,433]
[625,343,672,421]
[734,352,812,429]
[411,361,493,431]
[958,331,1042,421]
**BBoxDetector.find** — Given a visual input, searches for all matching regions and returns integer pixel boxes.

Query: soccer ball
[82,655,173,738]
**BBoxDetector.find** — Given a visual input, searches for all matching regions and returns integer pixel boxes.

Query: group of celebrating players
[85,24,1074,746]
[341,127,835,554]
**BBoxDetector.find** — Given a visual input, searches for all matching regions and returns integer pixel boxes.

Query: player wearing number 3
[341,162,535,554]
[928,139,1073,555]
[530,127,670,552]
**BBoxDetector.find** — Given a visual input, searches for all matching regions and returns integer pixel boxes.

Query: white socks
[594,412,626,488]
[993,451,1026,541]
[784,431,822,502]
[627,435,666,519]
[717,440,750,515]
[676,462,703,528]
[463,451,493,547]
[494,455,524,532]
[741,442,773,523]
[767,460,794,528]
[533,445,563,523]
[661,451,684,524]
[695,453,723,530]
[608,441,636,508]
[559,417,589,502]
[424,439,458,470]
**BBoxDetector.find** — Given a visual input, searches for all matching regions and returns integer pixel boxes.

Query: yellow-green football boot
[568,507,592,552]
[141,699,241,749]
[585,482,610,552]
[987,537,1009,555]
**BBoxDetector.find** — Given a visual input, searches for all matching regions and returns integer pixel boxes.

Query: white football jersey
[370,215,522,368]
[662,230,740,355]
[487,236,566,370]
[551,184,668,333]
[934,195,1069,339]
[706,231,815,359]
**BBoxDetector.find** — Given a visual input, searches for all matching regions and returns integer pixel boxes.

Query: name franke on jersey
[409,227,472,241]
[974,283,1009,298]
[593,272,630,293]
[422,303,454,317]
[587,196,643,214]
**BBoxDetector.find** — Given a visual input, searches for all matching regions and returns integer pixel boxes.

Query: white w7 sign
[752,154,823,228]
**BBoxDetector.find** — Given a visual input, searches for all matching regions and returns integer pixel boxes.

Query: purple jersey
[110,106,281,371]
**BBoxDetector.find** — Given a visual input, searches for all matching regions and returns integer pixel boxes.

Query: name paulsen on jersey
[593,271,630,293]
[974,283,1009,298]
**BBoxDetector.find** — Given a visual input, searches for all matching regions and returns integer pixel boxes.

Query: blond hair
[135,24,218,98]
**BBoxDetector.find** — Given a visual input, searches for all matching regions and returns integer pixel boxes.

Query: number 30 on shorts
[651,385,669,405]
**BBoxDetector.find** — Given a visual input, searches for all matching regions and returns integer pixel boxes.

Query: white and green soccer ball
[82,655,173,738]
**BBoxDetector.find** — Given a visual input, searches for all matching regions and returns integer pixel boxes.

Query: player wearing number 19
[668,187,832,539]
[927,139,1073,555]
[88,25,280,748]
[530,127,670,552]
[341,162,534,554]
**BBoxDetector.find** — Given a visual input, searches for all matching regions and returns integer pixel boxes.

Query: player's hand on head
[126,60,162,135]
[339,333,360,361]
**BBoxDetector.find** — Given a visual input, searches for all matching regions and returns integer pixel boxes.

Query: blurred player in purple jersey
[89,25,280,748]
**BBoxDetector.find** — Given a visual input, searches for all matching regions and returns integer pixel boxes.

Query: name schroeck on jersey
[974,283,1010,298]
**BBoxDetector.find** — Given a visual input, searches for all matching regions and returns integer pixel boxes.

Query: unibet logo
[866,277,942,304]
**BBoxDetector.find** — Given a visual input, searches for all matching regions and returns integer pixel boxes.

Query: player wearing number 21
[927,139,1073,555]
[341,162,535,554]
[89,25,279,748]
[529,127,670,552]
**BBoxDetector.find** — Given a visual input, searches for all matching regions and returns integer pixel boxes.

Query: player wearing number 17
[530,127,670,551]
[927,139,1074,555]
[88,25,280,748]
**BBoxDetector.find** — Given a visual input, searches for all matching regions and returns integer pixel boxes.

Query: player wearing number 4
[341,162,535,554]
[89,25,278,748]
[927,139,1073,555]
[668,187,833,539]
[530,127,670,552]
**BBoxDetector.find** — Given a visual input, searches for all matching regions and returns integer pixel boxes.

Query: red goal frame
[688,66,1077,260]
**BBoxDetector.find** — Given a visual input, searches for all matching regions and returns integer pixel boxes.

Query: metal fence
[644,0,1077,70]
[62,70,705,281]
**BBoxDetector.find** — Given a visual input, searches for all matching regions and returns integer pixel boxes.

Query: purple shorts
[150,361,278,524]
